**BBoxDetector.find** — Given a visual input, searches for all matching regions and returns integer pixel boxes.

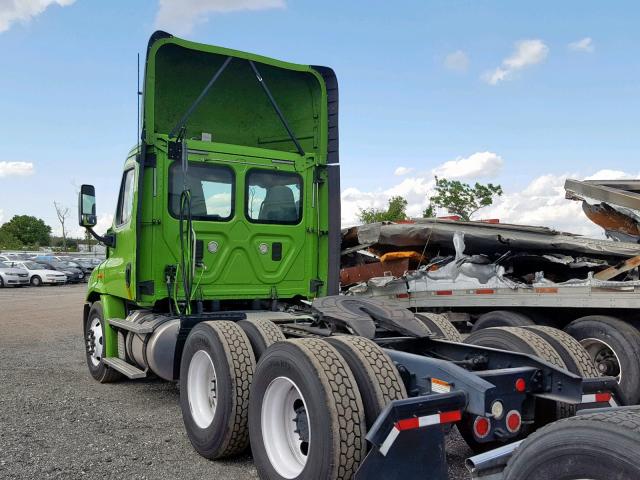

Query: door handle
[125,263,131,288]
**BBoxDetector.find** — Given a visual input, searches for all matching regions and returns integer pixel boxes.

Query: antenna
[137,53,141,146]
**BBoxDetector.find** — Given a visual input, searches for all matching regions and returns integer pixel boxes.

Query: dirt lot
[0,284,472,479]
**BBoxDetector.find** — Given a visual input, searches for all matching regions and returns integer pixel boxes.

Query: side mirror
[78,184,97,227]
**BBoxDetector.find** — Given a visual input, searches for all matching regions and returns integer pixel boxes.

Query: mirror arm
[85,227,116,248]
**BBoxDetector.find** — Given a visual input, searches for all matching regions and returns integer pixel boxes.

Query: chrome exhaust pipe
[465,440,522,479]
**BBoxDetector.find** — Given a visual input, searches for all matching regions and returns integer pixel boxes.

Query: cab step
[107,317,156,334]
[103,357,147,379]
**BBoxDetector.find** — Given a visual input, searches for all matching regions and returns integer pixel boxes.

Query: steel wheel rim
[188,350,218,429]
[261,376,310,479]
[87,317,103,367]
[581,337,622,383]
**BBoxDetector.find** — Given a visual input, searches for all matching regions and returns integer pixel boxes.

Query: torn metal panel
[581,202,640,241]
[340,258,410,285]
[344,219,640,259]
[565,178,640,211]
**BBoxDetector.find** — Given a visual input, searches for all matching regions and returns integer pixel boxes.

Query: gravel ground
[0,284,472,479]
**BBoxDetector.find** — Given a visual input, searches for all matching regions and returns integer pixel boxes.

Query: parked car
[34,260,84,284]
[64,260,92,276]
[0,261,29,287]
[10,261,67,286]
[71,258,97,271]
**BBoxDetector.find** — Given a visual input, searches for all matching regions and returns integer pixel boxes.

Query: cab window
[116,169,135,226]
[246,169,302,224]
[169,162,234,221]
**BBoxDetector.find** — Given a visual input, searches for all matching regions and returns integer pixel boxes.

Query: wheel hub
[262,377,311,478]
[581,338,621,382]
[86,317,103,367]
[187,350,218,429]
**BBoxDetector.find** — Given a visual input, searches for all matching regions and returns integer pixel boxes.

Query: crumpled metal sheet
[346,219,640,259]
[582,201,640,241]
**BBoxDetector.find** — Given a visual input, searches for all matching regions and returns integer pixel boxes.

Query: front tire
[249,339,366,480]
[179,321,255,459]
[84,301,121,383]
[504,407,640,480]
[30,276,42,287]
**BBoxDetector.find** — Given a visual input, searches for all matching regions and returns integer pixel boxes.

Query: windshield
[24,262,44,270]
[51,262,69,269]
[0,261,8,268]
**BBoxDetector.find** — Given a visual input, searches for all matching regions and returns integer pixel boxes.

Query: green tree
[358,196,408,224]
[424,177,503,221]
[0,229,21,249]
[0,215,52,247]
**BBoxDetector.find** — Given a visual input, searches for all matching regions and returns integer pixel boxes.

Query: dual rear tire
[179,320,407,479]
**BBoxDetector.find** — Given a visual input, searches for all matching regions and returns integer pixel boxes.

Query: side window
[116,169,135,226]
[246,169,302,224]
[169,162,234,221]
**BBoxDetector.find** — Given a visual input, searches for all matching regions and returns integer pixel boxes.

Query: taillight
[473,416,491,439]
[506,410,521,433]
[515,378,526,392]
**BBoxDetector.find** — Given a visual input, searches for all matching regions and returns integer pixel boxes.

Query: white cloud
[155,0,285,35]
[432,151,503,180]
[394,166,414,176]
[0,209,4,224]
[341,151,637,237]
[0,161,35,177]
[444,50,469,72]
[568,37,594,53]
[483,39,549,85]
[0,0,75,33]
[584,169,631,180]
[342,151,504,225]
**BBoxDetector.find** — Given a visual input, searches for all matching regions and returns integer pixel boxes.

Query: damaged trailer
[342,217,640,405]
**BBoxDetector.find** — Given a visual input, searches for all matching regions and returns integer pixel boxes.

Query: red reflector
[439,410,462,424]
[436,290,453,296]
[475,289,495,295]
[473,416,490,438]
[506,411,521,433]
[515,378,526,392]
[595,392,612,403]
[395,417,419,431]
[396,293,410,299]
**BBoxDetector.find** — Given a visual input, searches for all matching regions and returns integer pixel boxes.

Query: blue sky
[0,0,638,236]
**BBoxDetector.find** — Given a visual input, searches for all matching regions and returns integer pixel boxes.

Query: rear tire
[84,301,121,383]
[565,315,640,404]
[471,310,535,332]
[30,276,42,287]
[503,407,640,480]
[415,312,463,342]
[464,327,566,369]
[325,335,407,430]
[523,326,598,378]
[179,321,255,459]
[249,338,366,480]
[237,319,285,360]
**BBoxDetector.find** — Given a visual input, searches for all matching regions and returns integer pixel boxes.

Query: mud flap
[355,391,467,480]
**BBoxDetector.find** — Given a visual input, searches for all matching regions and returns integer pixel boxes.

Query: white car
[11,261,67,286]
[0,261,29,287]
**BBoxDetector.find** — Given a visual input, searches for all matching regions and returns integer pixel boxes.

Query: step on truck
[78,31,640,480]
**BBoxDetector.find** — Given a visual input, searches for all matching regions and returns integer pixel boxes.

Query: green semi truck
[78,32,640,480]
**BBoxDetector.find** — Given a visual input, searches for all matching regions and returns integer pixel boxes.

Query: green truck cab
[80,31,340,363]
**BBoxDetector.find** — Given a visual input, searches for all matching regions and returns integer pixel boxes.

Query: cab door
[102,166,137,301]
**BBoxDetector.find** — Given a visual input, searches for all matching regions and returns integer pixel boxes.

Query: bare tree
[54,201,70,251]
